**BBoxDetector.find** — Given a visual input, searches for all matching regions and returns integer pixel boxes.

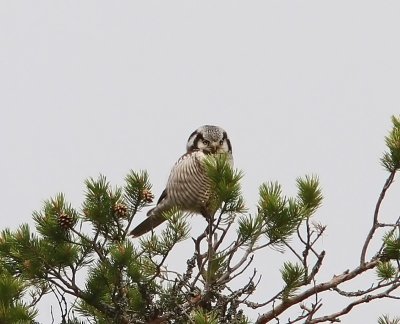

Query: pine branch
[308,282,400,323]
[255,259,379,324]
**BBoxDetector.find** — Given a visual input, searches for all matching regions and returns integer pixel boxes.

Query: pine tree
[0,116,399,323]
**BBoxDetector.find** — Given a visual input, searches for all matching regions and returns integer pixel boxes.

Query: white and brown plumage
[130,125,233,237]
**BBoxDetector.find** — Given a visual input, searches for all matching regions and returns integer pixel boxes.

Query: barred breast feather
[168,151,211,211]
[129,151,211,237]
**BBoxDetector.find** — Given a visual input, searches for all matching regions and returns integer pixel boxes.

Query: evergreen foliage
[0,116,399,323]
[378,315,400,324]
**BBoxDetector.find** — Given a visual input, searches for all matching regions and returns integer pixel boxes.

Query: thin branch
[309,223,326,253]
[28,285,48,308]
[227,244,254,274]
[226,269,258,304]
[360,171,396,265]
[282,239,303,263]
[193,231,207,272]
[251,240,274,252]
[70,227,106,262]
[214,216,234,251]
[255,259,379,324]
[122,200,140,240]
[377,215,400,257]
[305,251,326,284]
[378,219,400,228]
[333,278,396,297]
[244,288,285,309]
[308,282,400,323]
[303,217,312,272]
[204,215,215,301]
[149,245,173,282]
[218,255,255,285]
[287,300,322,324]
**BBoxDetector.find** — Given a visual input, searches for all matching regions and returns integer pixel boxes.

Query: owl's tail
[129,208,166,237]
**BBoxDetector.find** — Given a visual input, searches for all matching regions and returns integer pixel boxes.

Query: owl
[130,125,233,237]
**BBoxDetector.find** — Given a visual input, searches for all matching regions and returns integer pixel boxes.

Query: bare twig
[305,251,326,284]
[360,171,396,265]
[333,278,397,297]
[282,239,303,263]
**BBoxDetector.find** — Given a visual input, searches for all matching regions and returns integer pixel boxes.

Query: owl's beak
[209,144,218,154]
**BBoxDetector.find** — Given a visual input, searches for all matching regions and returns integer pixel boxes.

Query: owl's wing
[129,212,166,237]
[130,151,205,237]
[129,188,169,237]
[156,188,167,205]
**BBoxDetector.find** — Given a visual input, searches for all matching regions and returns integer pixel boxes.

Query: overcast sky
[1,1,400,323]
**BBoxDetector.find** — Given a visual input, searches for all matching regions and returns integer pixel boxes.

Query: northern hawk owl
[130,125,233,237]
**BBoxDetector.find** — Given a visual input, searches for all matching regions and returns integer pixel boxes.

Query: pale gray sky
[1,1,400,323]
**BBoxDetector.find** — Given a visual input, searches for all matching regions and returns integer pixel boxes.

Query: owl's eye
[202,139,210,146]
[219,140,224,145]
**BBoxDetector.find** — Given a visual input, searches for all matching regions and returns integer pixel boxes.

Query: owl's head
[186,125,232,155]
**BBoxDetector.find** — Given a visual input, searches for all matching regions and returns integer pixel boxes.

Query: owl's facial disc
[186,125,232,154]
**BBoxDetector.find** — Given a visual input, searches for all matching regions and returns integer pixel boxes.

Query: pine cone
[58,212,74,230]
[23,259,32,270]
[142,189,154,203]
[114,203,128,218]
